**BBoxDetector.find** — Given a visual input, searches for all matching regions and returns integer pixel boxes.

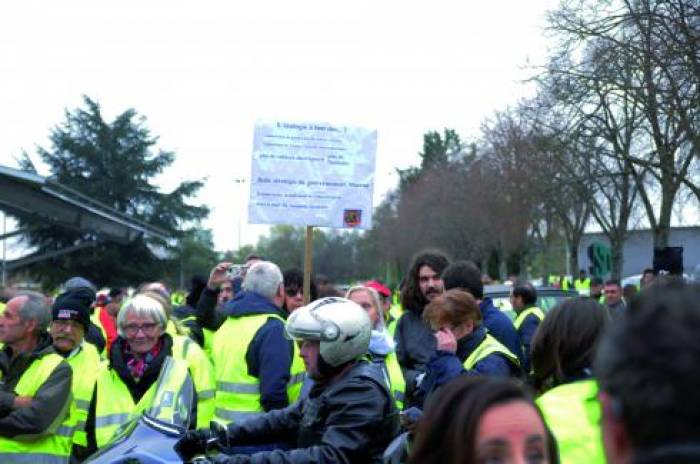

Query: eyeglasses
[123,322,160,336]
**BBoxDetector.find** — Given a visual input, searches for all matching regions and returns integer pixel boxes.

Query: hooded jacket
[0,332,73,438]
[215,361,399,463]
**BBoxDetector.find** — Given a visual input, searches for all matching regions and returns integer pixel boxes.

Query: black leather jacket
[216,360,399,463]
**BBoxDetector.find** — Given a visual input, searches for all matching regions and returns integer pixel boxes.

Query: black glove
[175,429,217,461]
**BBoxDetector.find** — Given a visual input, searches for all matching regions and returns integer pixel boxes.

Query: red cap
[364,280,391,298]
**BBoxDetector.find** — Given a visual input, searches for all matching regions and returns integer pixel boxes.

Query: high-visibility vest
[212,314,306,424]
[513,307,545,330]
[202,328,215,360]
[537,379,606,464]
[463,334,520,371]
[574,278,591,296]
[389,304,403,321]
[171,335,216,428]
[60,342,102,449]
[384,351,405,410]
[94,357,191,448]
[0,352,71,464]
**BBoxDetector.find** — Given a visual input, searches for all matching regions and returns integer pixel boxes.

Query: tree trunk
[610,237,624,281]
[568,242,580,278]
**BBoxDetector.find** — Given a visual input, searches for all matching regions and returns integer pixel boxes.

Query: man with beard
[394,250,450,407]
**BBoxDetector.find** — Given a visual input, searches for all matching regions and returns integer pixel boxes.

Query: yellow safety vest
[384,351,405,410]
[537,379,606,464]
[0,353,71,464]
[513,307,545,330]
[93,357,191,448]
[202,327,215,361]
[389,304,403,322]
[574,278,591,296]
[171,335,216,428]
[59,342,102,449]
[212,313,306,424]
[463,334,520,371]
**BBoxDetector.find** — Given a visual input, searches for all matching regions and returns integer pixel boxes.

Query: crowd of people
[0,249,698,463]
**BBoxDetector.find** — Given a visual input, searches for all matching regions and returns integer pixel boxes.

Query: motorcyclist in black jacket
[176,297,399,463]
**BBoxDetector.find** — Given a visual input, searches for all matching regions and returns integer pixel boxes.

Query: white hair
[243,261,283,300]
[117,294,167,337]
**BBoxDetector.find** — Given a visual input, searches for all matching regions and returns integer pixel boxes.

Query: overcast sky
[0,0,560,253]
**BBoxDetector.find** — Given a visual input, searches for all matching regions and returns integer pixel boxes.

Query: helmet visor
[285,305,323,341]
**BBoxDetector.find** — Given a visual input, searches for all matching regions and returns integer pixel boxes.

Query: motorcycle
[85,357,215,464]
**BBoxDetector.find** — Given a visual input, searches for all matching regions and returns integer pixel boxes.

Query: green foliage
[164,228,219,290]
[19,96,208,288]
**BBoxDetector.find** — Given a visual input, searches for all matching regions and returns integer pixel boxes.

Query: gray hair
[243,261,283,300]
[117,294,168,337]
[16,291,51,335]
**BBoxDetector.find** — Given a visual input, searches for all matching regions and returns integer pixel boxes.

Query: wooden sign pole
[303,225,313,305]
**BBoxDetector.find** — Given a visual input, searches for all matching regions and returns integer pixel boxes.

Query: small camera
[226,265,246,279]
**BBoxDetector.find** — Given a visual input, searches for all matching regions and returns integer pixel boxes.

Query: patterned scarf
[123,338,163,382]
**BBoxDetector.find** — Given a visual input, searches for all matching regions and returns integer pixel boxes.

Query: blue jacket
[517,309,541,374]
[480,297,524,364]
[222,291,294,412]
[415,326,517,408]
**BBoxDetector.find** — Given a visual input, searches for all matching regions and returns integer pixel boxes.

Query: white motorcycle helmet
[286,297,371,367]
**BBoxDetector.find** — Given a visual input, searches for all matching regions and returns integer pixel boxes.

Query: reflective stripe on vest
[172,335,216,428]
[513,307,545,330]
[0,353,70,462]
[537,379,606,464]
[62,342,102,448]
[463,334,520,370]
[212,314,306,424]
[384,351,405,410]
[94,357,191,448]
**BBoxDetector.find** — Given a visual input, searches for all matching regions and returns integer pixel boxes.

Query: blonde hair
[346,285,385,329]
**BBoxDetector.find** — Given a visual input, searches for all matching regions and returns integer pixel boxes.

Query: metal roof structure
[0,164,170,272]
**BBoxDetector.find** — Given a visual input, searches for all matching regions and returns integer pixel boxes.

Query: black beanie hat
[52,290,92,330]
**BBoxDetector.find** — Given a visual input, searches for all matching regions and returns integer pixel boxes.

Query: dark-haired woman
[410,376,558,464]
[531,297,610,464]
[282,268,317,313]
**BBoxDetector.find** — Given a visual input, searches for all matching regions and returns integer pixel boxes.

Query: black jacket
[394,310,436,407]
[216,361,399,463]
[0,332,73,438]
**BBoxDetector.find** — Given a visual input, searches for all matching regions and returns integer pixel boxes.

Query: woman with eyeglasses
[531,297,610,464]
[79,294,215,456]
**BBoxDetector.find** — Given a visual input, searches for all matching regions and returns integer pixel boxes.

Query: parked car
[484,285,580,320]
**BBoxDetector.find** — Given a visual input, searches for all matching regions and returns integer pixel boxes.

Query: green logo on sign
[588,242,612,277]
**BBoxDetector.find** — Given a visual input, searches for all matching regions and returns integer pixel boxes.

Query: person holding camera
[209,261,306,427]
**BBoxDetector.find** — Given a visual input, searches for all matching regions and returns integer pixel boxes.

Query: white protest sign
[249,120,377,229]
